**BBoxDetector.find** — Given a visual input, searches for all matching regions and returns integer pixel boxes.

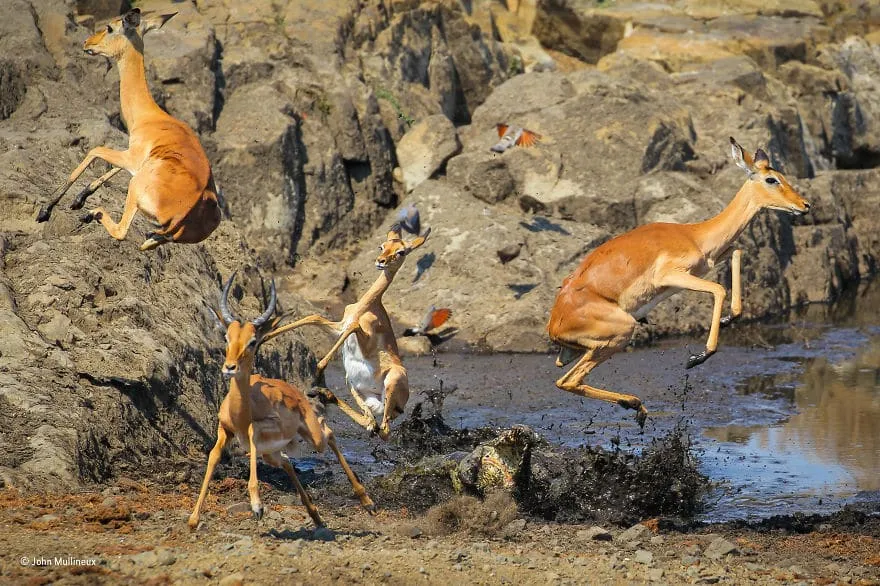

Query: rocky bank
[0,0,879,486]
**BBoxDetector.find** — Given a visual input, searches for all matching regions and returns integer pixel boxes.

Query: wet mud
[318,279,880,527]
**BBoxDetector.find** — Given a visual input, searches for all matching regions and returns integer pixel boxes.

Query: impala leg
[84,181,140,241]
[38,147,129,221]
[263,452,324,528]
[188,425,228,529]
[659,272,727,369]
[556,346,648,428]
[316,324,360,374]
[326,433,376,513]
[71,167,123,210]
[315,386,380,430]
[246,424,263,520]
[261,315,341,345]
[378,366,409,440]
[720,249,742,327]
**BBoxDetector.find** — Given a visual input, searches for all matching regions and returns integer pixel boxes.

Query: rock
[648,568,665,581]
[502,519,527,537]
[219,573,245,586]
[532,0,627,64]
[278,541,304,556]
[226,502,252,515]
[577,526,612,541]
[618,524,652,544]
[634,549,654,565]
[396,115,461,192]
[129,550,159,567]
[704,537,739,560]
[155,548,177,567]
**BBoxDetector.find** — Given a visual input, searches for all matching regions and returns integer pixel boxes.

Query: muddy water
[324,280,880,522]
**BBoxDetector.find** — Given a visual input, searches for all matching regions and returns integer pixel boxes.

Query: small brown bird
[490,124,542,153]
[497,243,524,264]
[402,306,453,346]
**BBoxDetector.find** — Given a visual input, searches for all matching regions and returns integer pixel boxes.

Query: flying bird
[402,306,452,347]
[396,204,421,236]
[497,242,524,264]
[490,123,542,153]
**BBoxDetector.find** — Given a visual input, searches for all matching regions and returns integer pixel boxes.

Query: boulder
[396,114,461,192]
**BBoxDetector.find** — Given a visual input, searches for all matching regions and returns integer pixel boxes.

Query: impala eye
[765,177,779,185]
[246,337,257,348]
[106,24,113,33]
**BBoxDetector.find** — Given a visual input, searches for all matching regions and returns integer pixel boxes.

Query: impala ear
[406,226,431,252]
[387,223,403,241]
[730,137,756,175]
[753,148,770,169]
[142,11,177,34]
[122,8,141,30]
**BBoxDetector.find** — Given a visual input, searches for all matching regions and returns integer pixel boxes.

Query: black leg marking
[686,349,715,370]
[36,205,53,222]
[80,211,102,223]
[720,314,740,328]
[70,186,96,210]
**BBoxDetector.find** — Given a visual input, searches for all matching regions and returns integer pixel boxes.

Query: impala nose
[803,201,812,211]
[222,363,237,377]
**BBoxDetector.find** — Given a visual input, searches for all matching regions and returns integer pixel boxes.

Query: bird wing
[496,123,509,138]
[418,305,437,332]
[427,308,451,331]
[515,129,542,148]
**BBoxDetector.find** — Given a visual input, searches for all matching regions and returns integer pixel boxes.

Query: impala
[37,9,221,251]
[263,225,431,439]
[188,273,375,530]
[548,137,811,427]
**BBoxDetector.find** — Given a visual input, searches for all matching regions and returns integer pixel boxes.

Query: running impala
[548,137,811,427]
[37,9,221,251]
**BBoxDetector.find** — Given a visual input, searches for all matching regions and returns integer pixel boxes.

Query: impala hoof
[80,211,101,223]
[720,314,740,327]
[686,350,714,369]
[36,206,51,222]
[251,506,264,521]
[636,406,648,429]
[363,501,378,516]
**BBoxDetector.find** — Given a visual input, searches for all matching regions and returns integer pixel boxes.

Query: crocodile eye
[765,177,779,185]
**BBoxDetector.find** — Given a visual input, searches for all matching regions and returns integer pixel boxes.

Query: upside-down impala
[263,225,431,439]
[548,137,811,427]
[37,9,221,251]
[188,273,375,530]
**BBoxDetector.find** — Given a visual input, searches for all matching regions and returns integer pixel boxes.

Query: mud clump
[424,492,518,537]
[392,385,497,456]
[518,428,708,526]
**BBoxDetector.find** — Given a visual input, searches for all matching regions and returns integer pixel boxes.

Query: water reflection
[705,279,880,511]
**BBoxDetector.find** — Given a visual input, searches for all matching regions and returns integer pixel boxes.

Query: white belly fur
[341,334,384,417]
[631,288,679,321]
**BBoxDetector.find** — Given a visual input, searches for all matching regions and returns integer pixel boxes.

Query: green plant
[375,87,415,127]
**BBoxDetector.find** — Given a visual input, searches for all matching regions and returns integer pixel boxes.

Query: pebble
[226,502,252,515]
[577,526,612,541]
[218,573,245,586]
[155,548,176,566]
[648,568,665,582]
[405,525,423,538]
[278,541,304,556]
[101,497,118,508]
[704,537,739,560]
[618,524,651,544]
[503,519,526,537]
[36,513,60,523]
[634,550,653,565]
[129,550,158,567]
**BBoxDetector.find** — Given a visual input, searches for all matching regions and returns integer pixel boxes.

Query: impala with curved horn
[262,224,431,439]
[188,272,375,529]
[548,137,811,427]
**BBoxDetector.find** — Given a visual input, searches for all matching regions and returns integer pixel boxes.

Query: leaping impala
[188,272,375,530]
[263,225,431,440]
[548,137,811,427]
[37,9,221,251]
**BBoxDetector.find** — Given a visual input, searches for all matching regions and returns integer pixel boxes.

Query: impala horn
[252,279,277,327]
[219,271,238,325]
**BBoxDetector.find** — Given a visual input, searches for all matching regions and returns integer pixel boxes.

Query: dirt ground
[1,478,878,586]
